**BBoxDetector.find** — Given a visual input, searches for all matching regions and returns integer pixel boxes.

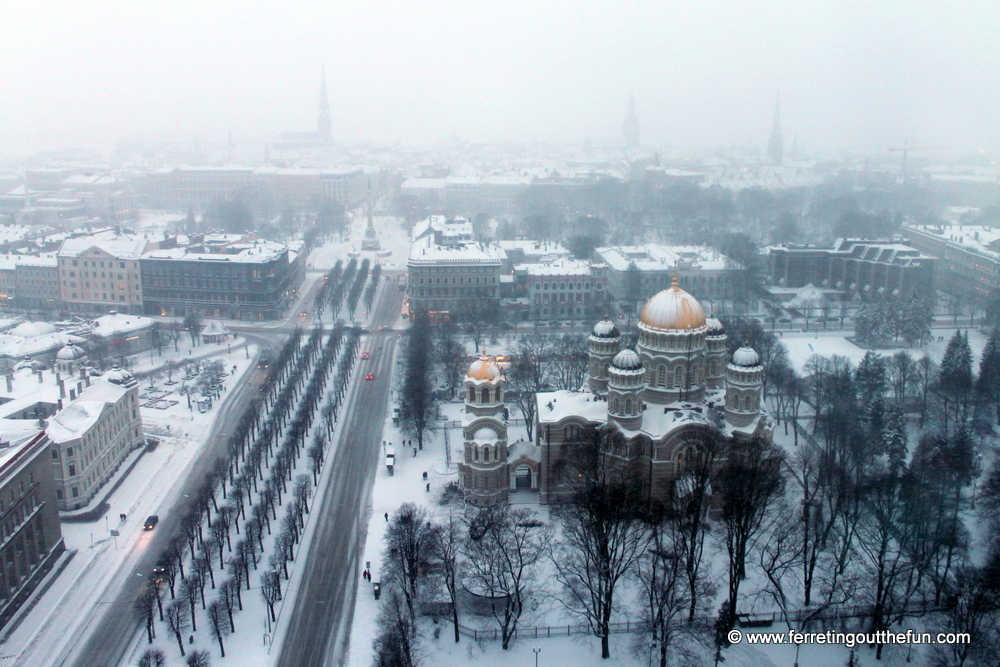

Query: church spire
[767,94,783,165]
[318,66,332,142]
[622,93,640,149]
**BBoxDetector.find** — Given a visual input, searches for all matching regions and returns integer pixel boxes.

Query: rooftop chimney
[69,388,76,400]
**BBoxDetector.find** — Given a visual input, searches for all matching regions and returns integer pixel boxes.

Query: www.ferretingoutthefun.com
[728,628,971,649]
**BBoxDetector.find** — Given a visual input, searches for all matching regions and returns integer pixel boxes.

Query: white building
[46,368,143,511]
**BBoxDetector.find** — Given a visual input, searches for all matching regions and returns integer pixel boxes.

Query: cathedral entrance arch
[515,465,532,489]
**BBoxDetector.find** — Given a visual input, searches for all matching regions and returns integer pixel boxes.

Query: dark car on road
[143,515,159,530]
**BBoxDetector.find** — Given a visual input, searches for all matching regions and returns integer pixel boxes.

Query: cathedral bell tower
[725,346,764,431]
[459,352,509,505]
[587,319,621,395]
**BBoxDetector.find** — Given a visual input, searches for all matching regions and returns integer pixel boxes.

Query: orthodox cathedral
[457,277,773,505]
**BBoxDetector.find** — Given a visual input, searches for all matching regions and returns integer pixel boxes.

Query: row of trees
[314,257,374,321]
[135,324,362,662]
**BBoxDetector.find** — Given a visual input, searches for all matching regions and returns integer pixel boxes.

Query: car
[365,373,375,380]
[379,326,393,331]
[143,515,159,530]
[300,311,308,317]
[777,317,791,323]
[360,352,370,359]
[152,565,167,578]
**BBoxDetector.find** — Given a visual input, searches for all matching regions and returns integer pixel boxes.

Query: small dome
[56,343,87,361]
[103,366,136,387]
[732,346,761,368]
[638,277,706,332]
[611,348,642,371]
[11,321,56,338]
[591,320,620,339]
[706,318,725,335]
[467,353,502,382]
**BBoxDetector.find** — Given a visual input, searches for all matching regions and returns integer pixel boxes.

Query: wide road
[68,330,284,667]
[276,281,404,667]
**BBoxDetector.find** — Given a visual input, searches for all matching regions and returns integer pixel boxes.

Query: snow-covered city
[2,5,1000,667]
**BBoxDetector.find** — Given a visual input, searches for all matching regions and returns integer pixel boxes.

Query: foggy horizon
[4,1,999,159]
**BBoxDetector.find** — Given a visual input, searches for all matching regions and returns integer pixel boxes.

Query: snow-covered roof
[905,224,1000,260]
[407,234,506,265]
[0,423,45,471]
[10,321,56,338]
[58,229,148,259]
[595,244,731,272]
[0,254,58,271]
[0,331,84,358]
[536,390,609,425]
[201,320,230,337]
[401,178,446,191]
[90,314,152,336]
[142,239,288,264]
[786,284,827,308]
[519,258,595,277]
[46,379,130,444]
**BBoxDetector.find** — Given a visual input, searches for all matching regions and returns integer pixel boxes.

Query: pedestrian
[426,483,430,492]
[384,512,389,522]
[123,514,127,521]
[413,448,417,457]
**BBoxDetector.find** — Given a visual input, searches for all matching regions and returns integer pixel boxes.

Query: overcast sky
[3,1,998,158]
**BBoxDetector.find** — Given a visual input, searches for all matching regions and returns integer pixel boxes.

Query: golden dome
[638,276,707,332]
[467,350,502,382]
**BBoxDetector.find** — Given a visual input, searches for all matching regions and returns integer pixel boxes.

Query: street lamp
[532,647,541,667]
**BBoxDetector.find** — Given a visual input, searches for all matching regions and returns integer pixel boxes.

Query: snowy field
[780,327,990,373]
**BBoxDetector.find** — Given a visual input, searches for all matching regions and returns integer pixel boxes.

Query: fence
[456,599,944,643]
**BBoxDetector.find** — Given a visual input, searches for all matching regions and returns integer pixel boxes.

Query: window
[657,365,666,386]
[613,398,621,413]
[674,367,684,387]
[71,486,79,498]
[481,388,490,403]
[625,398,633,414]
[468,388,475,402]
[51,449,58,460]
[744,396,753,411]
[67,446,73,457]
[56,489,63,500]
[68,464,76,477]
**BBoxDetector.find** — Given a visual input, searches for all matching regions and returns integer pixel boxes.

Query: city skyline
[4,1,999,158]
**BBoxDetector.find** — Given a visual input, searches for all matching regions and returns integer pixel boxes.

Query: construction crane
[887,139,950,177]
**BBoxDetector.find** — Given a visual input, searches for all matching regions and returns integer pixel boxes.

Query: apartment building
[57,230,148,315]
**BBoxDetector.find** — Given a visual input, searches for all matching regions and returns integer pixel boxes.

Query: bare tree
[718,436,785,622]
[133,588,157,644]
[165,600,189,657]
[179,576,200,632]
[464,504,548,649]
[636,508,710,667]
[430,511,463,643]
[372,589,417,667]
[184,649,211,667]
[507,335,554,441]
[384,503,437,621]
[207,600,229,658]
[137,648,167,667]
[551,428,650,659]
[260,570,281,622]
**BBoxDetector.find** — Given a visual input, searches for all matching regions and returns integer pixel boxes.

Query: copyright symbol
[728,629,742,644]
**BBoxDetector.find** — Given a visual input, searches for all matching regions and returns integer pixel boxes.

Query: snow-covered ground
[1,342,259,666]
[780,327,990,373]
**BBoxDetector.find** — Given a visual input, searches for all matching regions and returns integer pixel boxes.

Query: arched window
[613,398,621,414]
[497,388,502,402]
[625,398,633,414]
[709,360,716,376]
[468,387,475,402]
[657,365,667,386]
[473,447,480,462]
[744,395,754,411]
[483,447,490,462]
[674,367,684,388]
[482,388,491,403]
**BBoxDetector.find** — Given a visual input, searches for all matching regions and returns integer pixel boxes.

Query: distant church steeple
[622,94,640,149]
[767,94,783,165]
[318,66,332,142]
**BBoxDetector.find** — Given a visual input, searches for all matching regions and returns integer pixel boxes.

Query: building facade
[0,427,64,629]
[57,230,147,315]
[407,217,505,317]
[141,238,299,321]
[46,369,144,511]
[903,225,1000,300]
[766,239,935,301]
[521,260,608,321]
[595,245,733,314]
